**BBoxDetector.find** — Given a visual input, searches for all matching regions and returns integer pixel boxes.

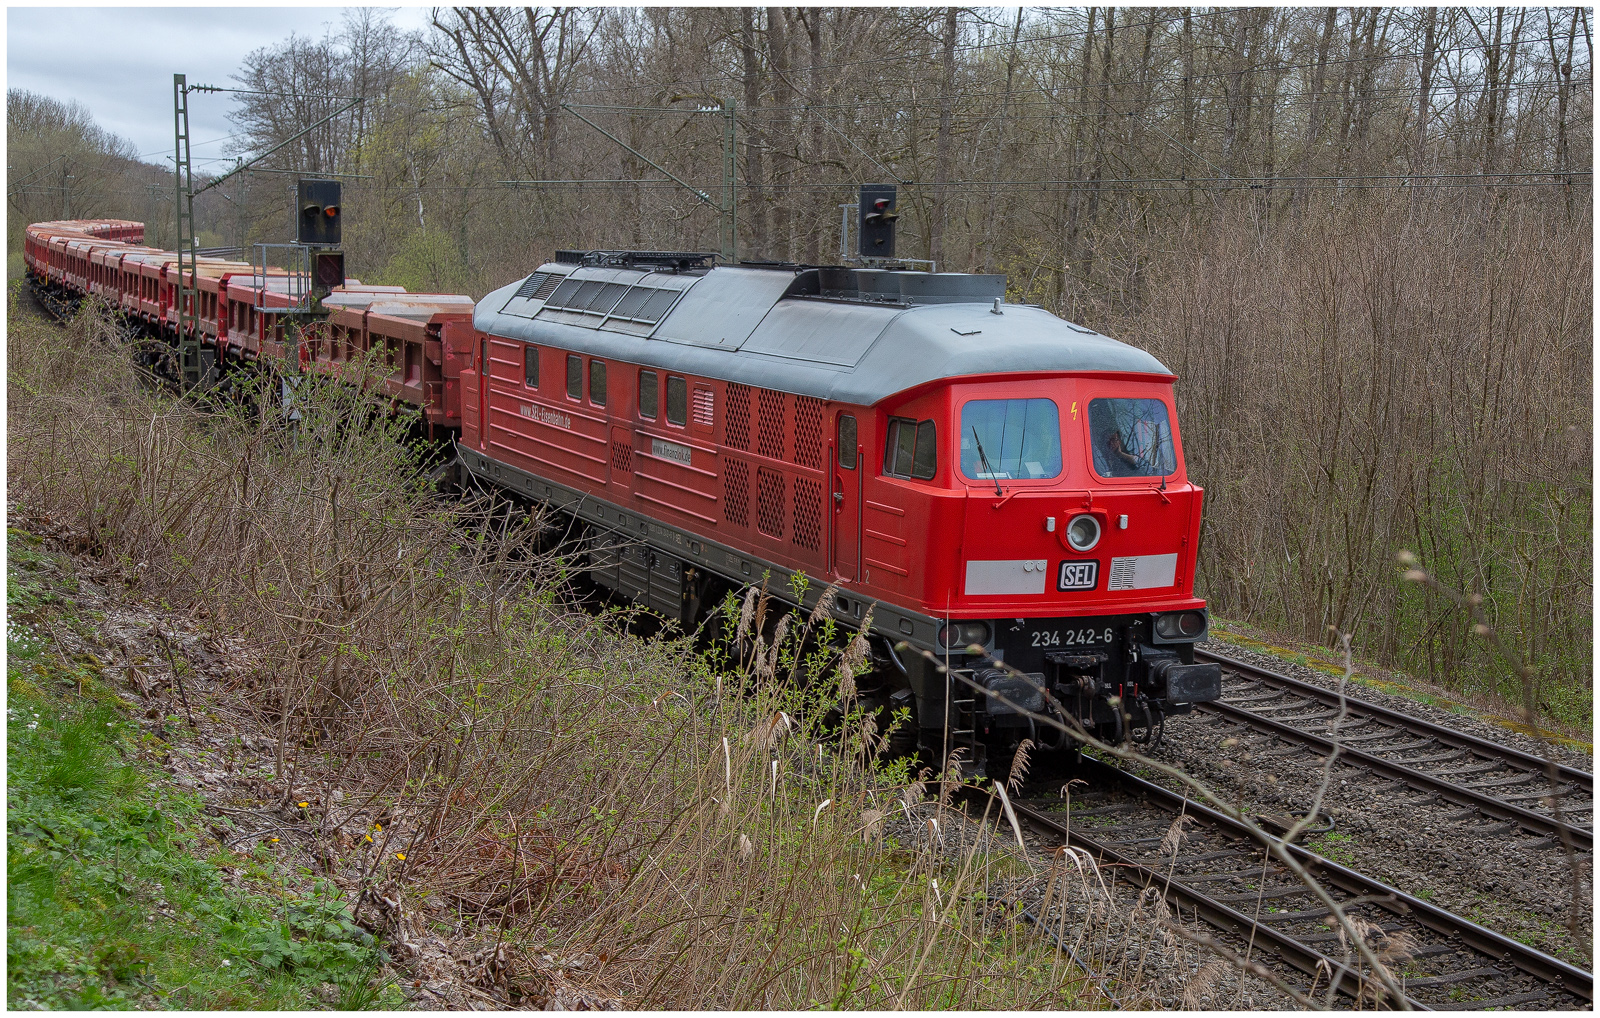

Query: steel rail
[1001,792,1394,1007]
[1197,698,1592,851]
[1198,648,1594,789]
[1063,756,1593,1004]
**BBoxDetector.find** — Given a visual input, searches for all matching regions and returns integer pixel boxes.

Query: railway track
[1009,756,1592,1010]
[1194,648,1594,853]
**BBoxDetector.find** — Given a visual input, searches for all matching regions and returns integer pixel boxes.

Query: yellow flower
[395,852,406,861]
[298,801,309,808]
[268,837,279,843]
[373,823,382,832]
[364,834,373,843]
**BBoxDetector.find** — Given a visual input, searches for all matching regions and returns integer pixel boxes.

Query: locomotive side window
[1088,398,1176,478]
[838,415,857,468]
[566,354,582,399]
[883,417,937,480]
[589,359,607,406]
[523,345,539,388]
[960,398,1062,480]
[666,376,688,426]
[912,421,937,479]
[639,370,658,419]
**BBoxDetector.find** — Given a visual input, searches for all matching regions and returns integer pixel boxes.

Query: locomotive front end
[877,329,1221,770]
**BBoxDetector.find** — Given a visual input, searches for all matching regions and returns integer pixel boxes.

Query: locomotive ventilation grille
[756,467,786,538]
[794,396,824,470]
[537,275,683,324]
[726,383,751,451]
[723,459,750,528]
[693,387,714,428]
[513,271,563,302]
[611,441,633,475]
[757,388,787,461]
[791,477,822,552]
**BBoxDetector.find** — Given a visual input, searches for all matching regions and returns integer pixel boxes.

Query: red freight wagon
[318,290,475,429]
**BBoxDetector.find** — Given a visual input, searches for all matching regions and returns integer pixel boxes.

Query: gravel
[1149,706,1594,968]
[1202,637,1593,773]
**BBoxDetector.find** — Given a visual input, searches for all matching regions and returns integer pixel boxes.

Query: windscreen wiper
[971,427,1002,497]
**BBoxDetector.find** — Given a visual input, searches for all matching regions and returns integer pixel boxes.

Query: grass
[1458,893,1587,969]
[5,295,1140,1009]
[1305,830,1357,868]
[6,529,403,1010]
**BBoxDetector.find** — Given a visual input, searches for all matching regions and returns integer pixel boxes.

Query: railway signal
[297,178,342,246]
[858,183,898,258]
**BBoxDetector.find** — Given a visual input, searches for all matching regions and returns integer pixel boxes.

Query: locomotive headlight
[1154,611,1207,640]
[1065,513,1101,552]
[938,621,992,652]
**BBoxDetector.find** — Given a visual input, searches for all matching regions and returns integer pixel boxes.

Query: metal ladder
[943,668,985,776]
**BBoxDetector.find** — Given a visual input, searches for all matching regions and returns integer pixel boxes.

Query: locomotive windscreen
[960,398,1063,480]
[1088,398,1176,477]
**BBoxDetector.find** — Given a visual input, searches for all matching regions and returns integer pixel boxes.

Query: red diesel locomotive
[25,218,1221,773]
[463,250,1221,770]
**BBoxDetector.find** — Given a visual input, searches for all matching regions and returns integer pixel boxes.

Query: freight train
[24,215,1221,775]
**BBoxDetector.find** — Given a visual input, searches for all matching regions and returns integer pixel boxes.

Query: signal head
[296,178,342,246]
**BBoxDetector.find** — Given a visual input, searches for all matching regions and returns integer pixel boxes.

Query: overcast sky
[7,6,435,170]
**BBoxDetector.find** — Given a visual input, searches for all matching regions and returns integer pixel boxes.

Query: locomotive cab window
[666,375,688,427]
[960,398,1062,480]
[588,359,607,406]
[1088,398,1177,478]
[883,418,937,480]
[523,345,539,388]
[566,354,582,399]
[838,415,857,469]
[639,370,658,419]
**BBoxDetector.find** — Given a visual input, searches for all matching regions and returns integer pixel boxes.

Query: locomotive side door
[477,336,490,451]
[830,413,862,582]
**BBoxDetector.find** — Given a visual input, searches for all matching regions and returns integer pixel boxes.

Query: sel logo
[1057,560,1098,591]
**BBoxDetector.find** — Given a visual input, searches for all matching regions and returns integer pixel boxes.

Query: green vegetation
[1459,893,1586,970]
[7,530,401,1010]
[1305,831,1357,868]
[5,297,1124,1009]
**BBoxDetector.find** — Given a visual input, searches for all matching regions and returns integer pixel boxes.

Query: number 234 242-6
[1030,628,1114,648]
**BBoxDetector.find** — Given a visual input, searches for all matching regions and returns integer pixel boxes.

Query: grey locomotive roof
[475,263,1170,406]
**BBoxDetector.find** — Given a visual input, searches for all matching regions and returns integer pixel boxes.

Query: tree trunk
[1334,9,1363,173]
[1181,8,1195,148]
[1061,6,1097,297]
[1223,11,1249,176]
[1303,6,1338,166]
[740,8,768,257]
[980,8,1024,273]
[1078,7,1114,281]
[1413,8,1438,176]
[930,7,958,268]
[803,9,824,264]
[767,8,793,262]
[1480,7,1506,174]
